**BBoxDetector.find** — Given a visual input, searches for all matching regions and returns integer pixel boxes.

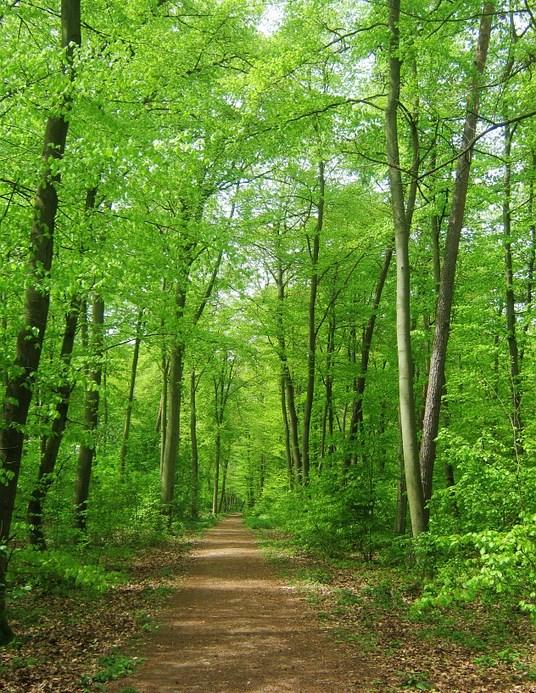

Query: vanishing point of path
[111,515,371,692]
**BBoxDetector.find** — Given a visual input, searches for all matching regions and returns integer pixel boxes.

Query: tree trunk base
[0,604,14,646]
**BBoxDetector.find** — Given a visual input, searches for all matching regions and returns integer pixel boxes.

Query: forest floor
[0,515,534,692]
[110,514,535,693]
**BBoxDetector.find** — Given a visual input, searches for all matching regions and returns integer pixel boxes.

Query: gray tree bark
[385,0,426,536]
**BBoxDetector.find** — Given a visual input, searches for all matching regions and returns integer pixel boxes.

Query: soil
[109,514,372,692]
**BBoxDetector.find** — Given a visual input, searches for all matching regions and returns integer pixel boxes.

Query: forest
[0,0,535,689]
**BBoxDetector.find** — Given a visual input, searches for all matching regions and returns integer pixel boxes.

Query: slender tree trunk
[502,123,523,456]
[394,437,407,534]
[212,427,221,515]
[218,454,229,514]
[159,354,168,474]
[320,302,336,464]
[119,309,144,477]
[419,3,494,514]
[0,0,81,644]
[161,343,185,511]
[275,261,301,481]
[190,369,200,518]
[346,245,393,466]
[27,296,80,549]
[161,279,187,515]
[280,371,293,487]
[74,295,104,532]
[211,353,235,514]
[302,160,325,483]
[385,0,425,536]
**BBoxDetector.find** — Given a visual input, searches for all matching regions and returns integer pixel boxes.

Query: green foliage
[431,432,536,532]
[252,465,394,559]
[81,653,143,688]
[415,514,536,619]
[9,547,122,596]
[400,671,434,690]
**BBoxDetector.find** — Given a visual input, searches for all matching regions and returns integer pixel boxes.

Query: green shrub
[415,514,536,619]
[9,547,122,595]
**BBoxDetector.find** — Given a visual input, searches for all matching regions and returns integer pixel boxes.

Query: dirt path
[110,514,371,692]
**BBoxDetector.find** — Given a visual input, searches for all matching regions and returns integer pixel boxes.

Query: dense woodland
[0,0,535,667]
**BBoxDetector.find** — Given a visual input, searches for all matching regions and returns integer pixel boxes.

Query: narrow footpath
[111,514,371,692]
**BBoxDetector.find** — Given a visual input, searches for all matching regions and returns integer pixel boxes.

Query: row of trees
[1,0,535,643]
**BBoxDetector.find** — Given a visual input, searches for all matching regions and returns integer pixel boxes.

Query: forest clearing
[0,0,535,690]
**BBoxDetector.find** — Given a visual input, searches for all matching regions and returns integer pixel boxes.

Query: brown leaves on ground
[261,536,536,693]
[0,539,194,693]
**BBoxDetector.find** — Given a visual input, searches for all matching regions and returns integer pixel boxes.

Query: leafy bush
[415,514,536,620]
[9,547,122,595]
[431,431,536,533]
[251,466,394,558]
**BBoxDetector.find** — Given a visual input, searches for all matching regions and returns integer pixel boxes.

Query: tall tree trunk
[190,369,200,518]
[27,296,80,549]
[502,123,523,456]
[275,260,301,481]
[280,370,293,487]
[0,0,81,644]
[320,301,336,465]
[302,160,325,483]
[74,295,104,532]
[161,279,187,516]
[161,343,185,513]
[385,0,426,536]
[211,353,235,514]
[119,308,144,477]
[394,436,408,535]
[346,245,393,467]
[218,453,229,514]
[419,3,494,515]
[159,353,168,474]
[212,426,221,515]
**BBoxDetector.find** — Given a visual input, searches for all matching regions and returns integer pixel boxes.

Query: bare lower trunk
[218,454,229,514]
[302,161,325,483]
[28,296,80,549]
[275,260,301,481]
[394,437,407,534]
[119,309,144,477]
[320,304,336,465]
[212,428,221,515]
[161,343,185,512]
[190,369,199,518]
[280,371,293,487]
[74,295,104,532]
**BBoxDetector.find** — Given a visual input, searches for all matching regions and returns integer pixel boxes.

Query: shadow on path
[109,515,371,692]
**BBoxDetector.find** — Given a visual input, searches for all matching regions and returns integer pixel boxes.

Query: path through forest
[111,515,370,692]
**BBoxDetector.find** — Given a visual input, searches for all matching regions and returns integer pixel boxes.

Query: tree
[419,1,495,516]
[385,0,425,536]
[0,0,81,644]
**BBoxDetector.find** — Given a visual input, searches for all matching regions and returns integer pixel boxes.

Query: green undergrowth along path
[0,517,215,692]
[252,523,536,692]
